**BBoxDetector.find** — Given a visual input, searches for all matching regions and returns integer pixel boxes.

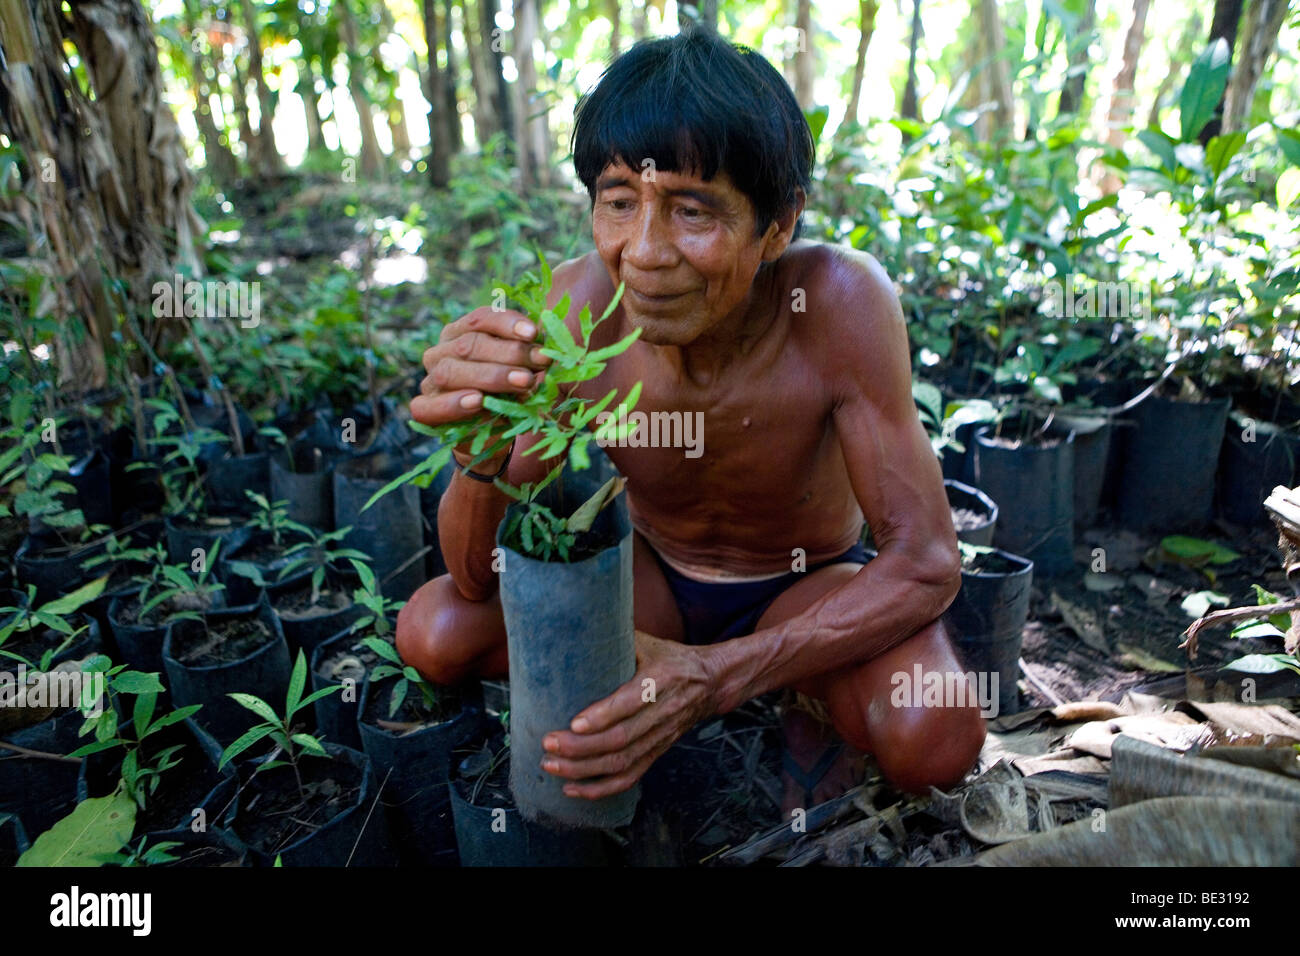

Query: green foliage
[17,792,136,867]
[0,575,107,670]
[361,251,643,562]
[219,650,341,801]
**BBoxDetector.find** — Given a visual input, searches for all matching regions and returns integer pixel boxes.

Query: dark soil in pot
[108,589,225,677]
[226,743,391,866]
[2,613,104,669]
[162,598,291,747]
[151,826,248,867]
[268,568,362,658]
[222,529,313,606]
[358,675,483,865]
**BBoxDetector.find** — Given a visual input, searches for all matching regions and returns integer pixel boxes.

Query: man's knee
[821,618,986,794]
[395,575,501,686]
[869,691,986,794]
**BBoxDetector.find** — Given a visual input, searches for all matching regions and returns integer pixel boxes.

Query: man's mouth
[627,287,689,307]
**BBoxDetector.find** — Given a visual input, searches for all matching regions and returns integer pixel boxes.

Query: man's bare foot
[779,704,866,817]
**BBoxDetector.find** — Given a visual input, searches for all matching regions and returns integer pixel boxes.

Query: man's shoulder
[783,240,896,311]
[783,241,905,354]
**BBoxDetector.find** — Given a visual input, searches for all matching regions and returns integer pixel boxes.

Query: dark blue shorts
[647,540,874,646]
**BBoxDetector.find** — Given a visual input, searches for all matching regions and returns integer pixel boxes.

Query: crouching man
[397,30,985,812]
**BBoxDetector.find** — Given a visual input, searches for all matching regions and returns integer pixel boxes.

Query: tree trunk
[974,0,1014,139]
[0,0,204,390]
[844,0,878,127]
[443,0,464,151]
[299,54,328,153]
[240,0,282,175]
[228,54,262,173]
[633,0,649,39]
[482,0,513,152]
[337,0,386,179]
[1100,0,1150,192]
[1198,0,1245,143]
[900,0,923,124]
[1221,0,1287,134]
[793,0,814,110]
[607,0,621,60]
[1056,0,1096,115]
[462,0,499,144]
[181,0,238,181]
[423,0,452,186]
[512,0,552,189]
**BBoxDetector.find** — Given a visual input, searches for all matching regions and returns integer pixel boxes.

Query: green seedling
[219,650,342,801]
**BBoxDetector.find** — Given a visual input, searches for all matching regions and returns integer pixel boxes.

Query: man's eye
[605,199,633,211]
[680,206,709,220]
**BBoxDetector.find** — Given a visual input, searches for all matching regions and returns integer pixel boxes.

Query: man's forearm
[700,549,960,714]
[439,451,512,601]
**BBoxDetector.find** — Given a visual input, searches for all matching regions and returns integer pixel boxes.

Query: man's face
[591,161,786,347]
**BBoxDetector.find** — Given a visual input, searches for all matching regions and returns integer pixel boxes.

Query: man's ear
[760,188,806,262]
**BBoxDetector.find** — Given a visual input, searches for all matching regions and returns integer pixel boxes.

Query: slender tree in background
[482,0,513,153]
[462,0,500,143]
[228,48,263,171]
[844,0,879,128]
[0,0,203,388]
[1056,0,1096,116]
[973,0,1014,139]
[793,0,814,109]
[240,0,283,175]
[900,0,922,124]
[336,0,386,178]
[1099,0,1150,192]
[632,0,649,39]
[1221,0,1289,133]
[423,0,453,185]
[375,0,415,157]
[1198,0,1245,143]
[512,0,553,189]
[607,0,621,59]
[182,0,239,181]
[442,0,465,151]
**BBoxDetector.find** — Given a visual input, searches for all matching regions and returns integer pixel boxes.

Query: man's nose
[623,204,676,270]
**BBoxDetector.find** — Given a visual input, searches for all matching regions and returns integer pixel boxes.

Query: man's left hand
[540,630,719,799]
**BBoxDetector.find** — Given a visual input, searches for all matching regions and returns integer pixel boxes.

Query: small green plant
[271,526,370,605]
[218,650,342,801]
[361,251,643,561]
[0,397,100,544]
[68,660,202,811]
[0,575,107,670]
[362,637,444,720]
[135,538,226,627]
[241,490,306,550]
[104,835,184,867]
[129,397,228,517]
[346,558,403,640]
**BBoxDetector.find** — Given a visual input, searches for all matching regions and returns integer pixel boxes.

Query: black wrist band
[459,441,514,483]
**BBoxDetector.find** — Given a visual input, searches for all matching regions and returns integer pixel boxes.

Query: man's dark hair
[571,30,813,239]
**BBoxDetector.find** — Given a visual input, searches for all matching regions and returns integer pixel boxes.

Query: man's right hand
[411,306,552,471]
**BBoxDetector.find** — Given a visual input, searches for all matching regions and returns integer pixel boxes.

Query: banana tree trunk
[0,0,203,390]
